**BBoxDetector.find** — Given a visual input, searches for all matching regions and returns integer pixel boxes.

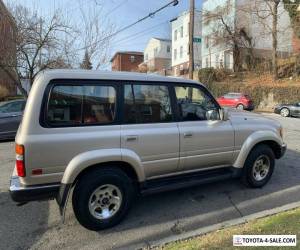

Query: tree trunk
[272,1,279,80]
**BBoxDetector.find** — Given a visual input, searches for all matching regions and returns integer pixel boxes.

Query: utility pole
[189,0,195,79]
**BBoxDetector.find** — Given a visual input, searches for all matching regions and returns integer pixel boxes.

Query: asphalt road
[0,113,299,250]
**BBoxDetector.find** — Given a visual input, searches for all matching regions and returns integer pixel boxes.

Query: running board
[140,167,234,195]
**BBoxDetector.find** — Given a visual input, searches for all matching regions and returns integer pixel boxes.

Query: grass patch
[161,207,300,250]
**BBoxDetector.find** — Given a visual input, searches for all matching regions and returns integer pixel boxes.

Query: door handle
[126,135,138,142]
[184,132,193,138]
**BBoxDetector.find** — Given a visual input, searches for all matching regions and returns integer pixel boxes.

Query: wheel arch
[233,131,283,168]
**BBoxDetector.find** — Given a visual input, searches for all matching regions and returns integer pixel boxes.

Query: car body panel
[11,70,285,207]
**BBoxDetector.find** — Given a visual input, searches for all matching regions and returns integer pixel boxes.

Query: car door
[121,83,179,178]
[175,84,235,171]
[295,103,300,117]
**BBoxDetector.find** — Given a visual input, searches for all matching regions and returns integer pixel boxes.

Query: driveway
[0,113,299,250]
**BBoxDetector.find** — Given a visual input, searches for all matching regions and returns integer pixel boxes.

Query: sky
[4,0,202,68]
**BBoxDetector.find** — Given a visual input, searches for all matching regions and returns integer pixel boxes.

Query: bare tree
[203,0,254,72]
[78,1,115,69]
[246,0,283,80]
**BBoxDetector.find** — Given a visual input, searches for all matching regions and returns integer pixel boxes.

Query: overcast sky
[4,0,202,68]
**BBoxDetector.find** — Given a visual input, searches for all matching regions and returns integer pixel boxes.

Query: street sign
[193,37,201,43]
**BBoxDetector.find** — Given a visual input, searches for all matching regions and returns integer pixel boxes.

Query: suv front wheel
[72,167,135,231]
[242,144,275,188]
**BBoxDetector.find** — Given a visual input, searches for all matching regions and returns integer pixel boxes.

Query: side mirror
[220,108,229,121]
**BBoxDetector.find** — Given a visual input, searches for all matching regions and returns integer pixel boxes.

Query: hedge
[205,82,300,109]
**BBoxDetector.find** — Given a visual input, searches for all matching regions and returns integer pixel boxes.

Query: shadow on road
[0,192,50,250]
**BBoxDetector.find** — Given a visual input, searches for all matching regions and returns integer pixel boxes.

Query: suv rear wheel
[72,167,135,231]
[236,104,244,110]
[242,144,275,188]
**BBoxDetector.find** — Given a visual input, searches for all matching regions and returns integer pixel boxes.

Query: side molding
[233,130,283,169]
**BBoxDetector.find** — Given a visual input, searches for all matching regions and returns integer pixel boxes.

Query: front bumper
[280,143,287,158]
[9,176,60,203]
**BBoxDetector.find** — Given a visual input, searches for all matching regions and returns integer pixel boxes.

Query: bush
[198,68,216,83]
[0,86,9,101]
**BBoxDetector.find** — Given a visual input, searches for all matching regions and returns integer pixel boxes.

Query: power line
[77,0,179,51]
[112,20,169,47]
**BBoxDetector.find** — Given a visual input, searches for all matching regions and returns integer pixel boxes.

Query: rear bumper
[9,176,60,203]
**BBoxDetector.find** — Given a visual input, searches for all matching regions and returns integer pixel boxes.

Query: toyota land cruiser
[10,70,286,231]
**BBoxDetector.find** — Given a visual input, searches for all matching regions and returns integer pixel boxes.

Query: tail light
[15,144,25,177]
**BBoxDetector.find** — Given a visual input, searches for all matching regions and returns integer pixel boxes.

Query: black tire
[72,167,135,231]
[241,144,275,188]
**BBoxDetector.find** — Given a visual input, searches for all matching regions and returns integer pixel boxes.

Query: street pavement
[0,113,299,250]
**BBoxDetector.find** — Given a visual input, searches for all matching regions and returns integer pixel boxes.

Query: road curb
[149,201,300,249]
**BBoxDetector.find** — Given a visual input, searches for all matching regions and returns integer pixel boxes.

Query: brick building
[110,51,144,72]
[0,0,17,97]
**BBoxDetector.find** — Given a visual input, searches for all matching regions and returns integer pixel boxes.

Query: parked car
[10,70,286,231]
[0,99,26,140]
[217,93,254,110]
[274,102,300,117]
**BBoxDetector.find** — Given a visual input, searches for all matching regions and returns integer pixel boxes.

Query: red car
[217,93,254,110]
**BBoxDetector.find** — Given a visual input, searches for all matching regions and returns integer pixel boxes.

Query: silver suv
[10,70,286,231]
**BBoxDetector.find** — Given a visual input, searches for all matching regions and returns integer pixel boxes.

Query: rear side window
[124,84,173,124]
[46,85,116,126]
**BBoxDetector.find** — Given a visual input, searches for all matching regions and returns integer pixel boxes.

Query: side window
[47,84,116,126]
[175,86,220,121]
[124,84,173,124]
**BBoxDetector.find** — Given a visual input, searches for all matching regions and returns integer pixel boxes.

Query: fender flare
[56,148,144,221]
[233,130,283,169]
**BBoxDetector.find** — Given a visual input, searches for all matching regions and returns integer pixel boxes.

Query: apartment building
[110,51,144,72]
[142,37,172,75]
[0,0,17,96]
[202,0,293,70]
[171,10,202,76]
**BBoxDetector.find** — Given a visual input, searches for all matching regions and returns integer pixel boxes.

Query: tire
[280,108,290,117]
[72,167,135,231]
[236,104,244,110]
[241,144,275,188]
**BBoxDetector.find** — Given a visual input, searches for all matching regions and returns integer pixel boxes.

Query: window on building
[174,49,177,60]
[180,46,183,58]
[187,22,189,36]
[215,54,219,68]
[187,44,190,55]
[167,45,171,53]
[124,84,173,124]
[154,47,158,56]
[47,85,116,126]
[174,30,178,41]
[145,53,148,61]
[180,26,183,38]
[130,55,136,63]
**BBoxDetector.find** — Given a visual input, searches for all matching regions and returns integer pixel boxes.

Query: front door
[175,85,235,171]
[121,83,179,178]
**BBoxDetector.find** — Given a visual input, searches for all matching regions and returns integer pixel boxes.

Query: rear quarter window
[46,84,116,126]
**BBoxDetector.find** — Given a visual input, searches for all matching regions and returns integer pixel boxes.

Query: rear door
[121,83,179,178]
[175,84,235,171]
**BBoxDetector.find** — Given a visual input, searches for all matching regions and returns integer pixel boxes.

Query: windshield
[0,101,25,113]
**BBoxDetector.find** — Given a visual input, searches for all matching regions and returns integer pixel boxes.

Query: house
[0,0,17,97]
[110,51,144,72]
[171,10,202,76]
[142,37,172,75]
[202,0,293,70]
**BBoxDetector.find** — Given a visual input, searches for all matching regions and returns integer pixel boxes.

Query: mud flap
[56,183,72,223]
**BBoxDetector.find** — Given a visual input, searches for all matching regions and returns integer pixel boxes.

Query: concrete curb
[149,201,300,249]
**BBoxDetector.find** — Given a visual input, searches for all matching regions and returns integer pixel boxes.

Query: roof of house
[153,37,171,42]
[37,69,201,86]
[110,51,144,62]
